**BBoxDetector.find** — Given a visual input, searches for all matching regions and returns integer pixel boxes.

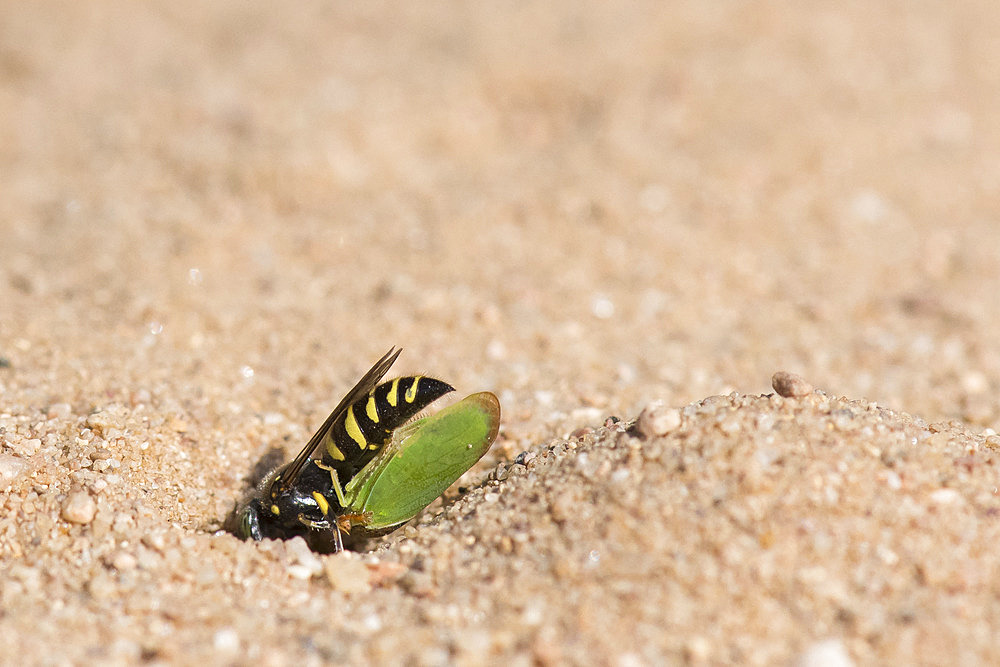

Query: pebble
[591,295,615,319]
[86,410,120,434]
[10,438,42,457]
[286,565,316,580]
[364,560,408,587]
[47,403,73,419]
[772,371,814,398]
[0,454,28,490]
[685,636,711,662]
[284,537,323,578]
[62,491,97,524]
[513,451,537,466]
[325,554,373,594]
[929,488,961,505]
[635,402,682,437]
[795,638,854,667]
[111,551,138,571]
[213,628,240,653]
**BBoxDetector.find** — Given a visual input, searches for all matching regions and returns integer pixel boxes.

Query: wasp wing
[275,346,401,492]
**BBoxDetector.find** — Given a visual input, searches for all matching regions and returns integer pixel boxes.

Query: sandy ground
[2,2,1000,664]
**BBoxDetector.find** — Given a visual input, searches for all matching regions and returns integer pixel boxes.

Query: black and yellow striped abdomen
[322,375,454,478]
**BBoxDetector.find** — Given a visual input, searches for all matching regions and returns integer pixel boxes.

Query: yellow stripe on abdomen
[326,439,346,461]
[366,395,379,423]
[387,378,400,407]
[405,376,421,403]
[344,405,367,449]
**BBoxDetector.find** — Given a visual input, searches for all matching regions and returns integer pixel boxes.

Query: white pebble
[930,488,961,505]
[0,454,28,490]
[795,638,854,667]
[62,491,97,524]
[324,554,372,594]
[213,628,239,652]
[262,412,285,425]
[111,551,138,571]
[362,613,382,632]
[591,296,615,319]
[849,189,889,224]
[48,403,72,419]
[636,403,682,437]
[285,537,323,577]
[13,438,42,457]
[486,339,507,360]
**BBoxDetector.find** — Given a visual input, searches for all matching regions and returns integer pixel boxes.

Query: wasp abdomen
[324,375,454,471]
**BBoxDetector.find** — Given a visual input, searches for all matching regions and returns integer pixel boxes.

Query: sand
[2,2,1000,664]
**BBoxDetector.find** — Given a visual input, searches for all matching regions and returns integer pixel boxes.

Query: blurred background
[4,2,999,434]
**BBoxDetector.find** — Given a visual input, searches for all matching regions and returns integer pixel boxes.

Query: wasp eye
[237,501,262,541]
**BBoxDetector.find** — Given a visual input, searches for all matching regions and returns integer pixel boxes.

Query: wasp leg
[297,512,345,553]
[332,523,344,553]
[296,514,331,530]
[315,461,348,508]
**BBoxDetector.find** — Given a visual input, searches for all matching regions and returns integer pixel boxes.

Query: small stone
[930,488,961,505]
[62,491,97,524]
[772,371,813,398]
[86,410,119,434]
[262,412,285,426]
[325,553,372,594]
[486,339,506,360]
[635,403,682,438]
[591,295,615,319]
[141,531,167,551]
[398,569,435,596]
[684,635,712,663]
[11,438,42,457]
[514,451,537,467]
[795,638,854,667]
[111,551,138,571]
[284,536,323,578]
[365,560,408,587]
[213,628,240,653]
[0,454,28,490]
[48,403,73,419]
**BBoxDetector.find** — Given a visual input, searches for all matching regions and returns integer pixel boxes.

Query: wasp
[236,348,500,552]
